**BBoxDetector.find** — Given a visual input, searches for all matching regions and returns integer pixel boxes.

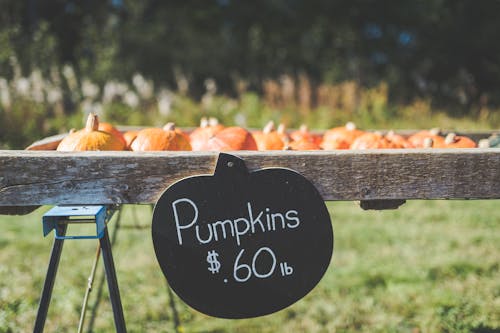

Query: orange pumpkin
[123,130,139,150]
[285,139,322,150]
[385,130,414,148]
[434,133,477,148]
[190,117,225,151]
[322,122,365,150]
[57,113,125,151]
[198,126,257,151]
[407,129,445,148]
[276,123,291,144]
[350,132,398,149]
[290,124,322,146]
[174,125,191,143]
[98,122,127,146]
[131,123,192,151]
[252,121,285,150]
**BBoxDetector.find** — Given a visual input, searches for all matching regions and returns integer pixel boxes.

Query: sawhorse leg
[100,228,126,332]
[34,224,67,333]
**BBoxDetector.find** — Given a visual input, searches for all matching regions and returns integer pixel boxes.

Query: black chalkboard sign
[152,153,333,319]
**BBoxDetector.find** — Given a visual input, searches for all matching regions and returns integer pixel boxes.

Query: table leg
[34,224,67,333]
[99,228,127,333]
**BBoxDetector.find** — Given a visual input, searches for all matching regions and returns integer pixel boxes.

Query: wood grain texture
[1,149,499,206]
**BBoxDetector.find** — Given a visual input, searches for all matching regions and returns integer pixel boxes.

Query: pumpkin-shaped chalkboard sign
[152,153,333,319]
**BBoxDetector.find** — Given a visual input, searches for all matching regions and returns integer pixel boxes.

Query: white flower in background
[81,79,100,100]
[103,80,129,104]
[132,73,154,100]
[0,78,11,110]
[30,70,45,103]
[132,73,145,88]
[92,102,103,115]
[174,69,189,95]
[115,82,128,96]
[81,99,93,115]
[201,93,213,109]
[50,66,61,85]
[280,74,295,105]
[201,78,217,109]
[9,56,22,80]
[62,65,78,92]
[82,99,103,117]
[15,77,30,97]
[204,78,217,95]
[103,81,116,104]
[123,90,139,108]
[234,113,247,127]
[46,85,63,104]
[157,89,173,116]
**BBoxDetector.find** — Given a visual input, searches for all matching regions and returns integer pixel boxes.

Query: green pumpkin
[488,134,500,148]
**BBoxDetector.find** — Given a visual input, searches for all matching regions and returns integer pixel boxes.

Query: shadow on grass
[471,325,500,333]
[428,262,499,281]
[438,302,500,333]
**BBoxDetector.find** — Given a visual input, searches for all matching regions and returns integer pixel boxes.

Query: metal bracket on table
[42,205,108,239]
[34,205,127,333]
[359,199,407,210]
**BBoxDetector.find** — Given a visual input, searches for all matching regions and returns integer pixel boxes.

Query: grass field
[0,201,499,333]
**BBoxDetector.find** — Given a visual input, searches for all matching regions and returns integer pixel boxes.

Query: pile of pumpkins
[56,113,479,152]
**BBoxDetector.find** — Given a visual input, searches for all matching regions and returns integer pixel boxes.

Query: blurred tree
[1,0,499,110]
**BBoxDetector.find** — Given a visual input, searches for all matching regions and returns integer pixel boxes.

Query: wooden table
[1,146,499,332]
[1,149,499,210]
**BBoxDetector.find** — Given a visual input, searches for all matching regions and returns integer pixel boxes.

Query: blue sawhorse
[33,205,127,333]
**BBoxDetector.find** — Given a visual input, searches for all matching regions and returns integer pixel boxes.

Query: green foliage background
[1,0,500,148]
[0,0,500,102]
[2,0,500,106]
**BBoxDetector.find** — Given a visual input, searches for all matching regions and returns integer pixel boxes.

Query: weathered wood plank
[0,149,499,206]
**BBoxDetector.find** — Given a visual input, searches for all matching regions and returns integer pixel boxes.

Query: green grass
[0,201,499,333]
